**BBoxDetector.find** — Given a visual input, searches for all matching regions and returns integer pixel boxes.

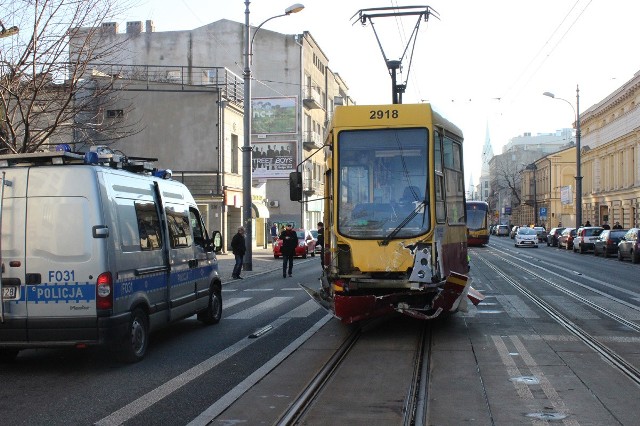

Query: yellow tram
[291,103,482,323]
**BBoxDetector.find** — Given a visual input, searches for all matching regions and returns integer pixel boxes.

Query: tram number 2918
[369,109,399,119]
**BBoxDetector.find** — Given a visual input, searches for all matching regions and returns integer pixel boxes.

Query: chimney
[145,20,155,33]
[126,21,142,34]
[101,22,119,34]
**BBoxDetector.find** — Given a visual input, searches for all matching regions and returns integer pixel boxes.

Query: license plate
[2,286,19,301]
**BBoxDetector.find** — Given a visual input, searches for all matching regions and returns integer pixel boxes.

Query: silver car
[515,227,539,248]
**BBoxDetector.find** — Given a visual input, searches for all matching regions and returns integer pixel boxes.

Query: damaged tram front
[292,103,483,323]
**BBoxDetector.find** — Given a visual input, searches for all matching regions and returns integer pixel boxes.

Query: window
[166,207,192,248]
[135,202,163,251]
[106,109,124,118]
[443,134,465,225]
[189,208,206,246]
[231,134,239,174]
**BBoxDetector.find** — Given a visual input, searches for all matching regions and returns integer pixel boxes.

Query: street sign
[540,207,547,219]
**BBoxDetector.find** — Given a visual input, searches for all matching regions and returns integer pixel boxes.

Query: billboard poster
[253,141,296,179]
[252,97,297,134]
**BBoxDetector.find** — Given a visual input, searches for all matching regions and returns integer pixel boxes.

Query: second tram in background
[291,103,483,324]
[466,201,490,246]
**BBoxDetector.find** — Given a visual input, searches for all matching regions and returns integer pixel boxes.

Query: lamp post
[543,85,581,228]
[242,2,304,271]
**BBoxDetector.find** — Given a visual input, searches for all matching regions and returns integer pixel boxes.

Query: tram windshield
[337,128,429,239]
[466,204,488,230]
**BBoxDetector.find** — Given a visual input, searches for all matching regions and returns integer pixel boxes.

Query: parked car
[510,225,519,239]
[533,226,547,242]
[617,228,640,263]
[273,228,316,259]
[496,225,510,236]
[515,227,538,248]
[593,229,628,258]
[309,229,322,253]
[547,227,566,247]
[557,227,576,250]
[573,226,603,253]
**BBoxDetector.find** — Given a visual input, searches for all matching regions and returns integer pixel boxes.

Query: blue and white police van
[0,148,222,362]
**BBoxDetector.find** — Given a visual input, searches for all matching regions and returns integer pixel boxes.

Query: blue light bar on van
[84,151,99,164]
[153,169,172,179]
[55,144,72,152]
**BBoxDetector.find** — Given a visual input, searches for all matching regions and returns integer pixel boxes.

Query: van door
[24,167,107,342]
[189,207,215,311]
[0,169,28,340]
[164,202,198,320]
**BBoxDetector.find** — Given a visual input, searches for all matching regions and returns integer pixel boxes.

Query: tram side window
[434,130,445,222]
[434,130,443,173]
[443,136,465,225]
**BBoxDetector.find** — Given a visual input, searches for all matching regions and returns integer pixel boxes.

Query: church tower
[479,121,494,201]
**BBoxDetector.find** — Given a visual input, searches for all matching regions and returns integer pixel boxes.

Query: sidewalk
[215,247,282,281]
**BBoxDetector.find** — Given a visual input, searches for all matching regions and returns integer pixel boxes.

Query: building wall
[581,72,640,228]
[84,19,350,232]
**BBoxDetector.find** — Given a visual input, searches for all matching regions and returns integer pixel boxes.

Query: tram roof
[331,103,463,140]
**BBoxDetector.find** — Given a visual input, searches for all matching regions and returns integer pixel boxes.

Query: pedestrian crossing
[220,287,640,324]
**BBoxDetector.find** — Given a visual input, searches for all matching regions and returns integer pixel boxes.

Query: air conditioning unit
[268,200,279,208]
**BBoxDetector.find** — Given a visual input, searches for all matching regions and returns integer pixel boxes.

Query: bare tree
[493,155,523,207]
[0,0,137,154]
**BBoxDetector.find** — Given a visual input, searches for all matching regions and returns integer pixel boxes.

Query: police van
[0,148,222,362]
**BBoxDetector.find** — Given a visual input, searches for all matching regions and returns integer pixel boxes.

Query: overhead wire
[499,0,593,105]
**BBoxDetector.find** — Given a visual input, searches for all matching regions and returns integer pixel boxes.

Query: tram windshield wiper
[379,200,427,246]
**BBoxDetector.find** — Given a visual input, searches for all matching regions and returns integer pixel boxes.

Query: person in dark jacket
[230,226,246,279]
[279,224,297,278]
[316,221,325,268]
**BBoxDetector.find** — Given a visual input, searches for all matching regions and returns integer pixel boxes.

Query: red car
[273,228,316,259]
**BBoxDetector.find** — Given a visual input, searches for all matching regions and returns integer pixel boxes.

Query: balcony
[303,178,320,195]
[303,131,323,151]
[303,85,322,110]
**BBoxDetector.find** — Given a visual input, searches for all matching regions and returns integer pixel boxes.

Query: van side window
[189,208,206,246]
[135,202,163,251]
[166,207,192,248]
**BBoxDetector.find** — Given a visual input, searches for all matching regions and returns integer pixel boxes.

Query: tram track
[275,319,432,426]
[474,249,640,387]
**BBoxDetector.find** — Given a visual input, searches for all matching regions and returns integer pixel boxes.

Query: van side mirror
[289,171,303,201]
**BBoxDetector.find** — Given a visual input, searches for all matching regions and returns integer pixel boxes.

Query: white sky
[119,0,639,188]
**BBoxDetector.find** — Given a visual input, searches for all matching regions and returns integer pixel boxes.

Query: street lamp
[242,2,304,270]
[543,85,581,228]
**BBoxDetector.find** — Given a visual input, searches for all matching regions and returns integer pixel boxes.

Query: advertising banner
[252,141,296,179]
[252,97,297,134]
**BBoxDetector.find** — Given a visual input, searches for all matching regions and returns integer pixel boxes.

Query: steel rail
[478,254,640,387]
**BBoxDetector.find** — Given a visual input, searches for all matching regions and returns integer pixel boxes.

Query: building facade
[74,19,352,242]
[580,71,640,228]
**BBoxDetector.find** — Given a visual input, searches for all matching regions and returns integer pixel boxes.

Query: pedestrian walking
[602,222,610,230]
[316,221,325,268]
[230,226,246,279]
[613,221,622,229]
[270,222,278,245]
[279,223,297,278]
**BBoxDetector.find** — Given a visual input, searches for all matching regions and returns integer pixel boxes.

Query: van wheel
[302,251,307,259]
[632,251,640,264]
[0,349,19,362]
[118,308,149,363]
[198,283,222,325]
